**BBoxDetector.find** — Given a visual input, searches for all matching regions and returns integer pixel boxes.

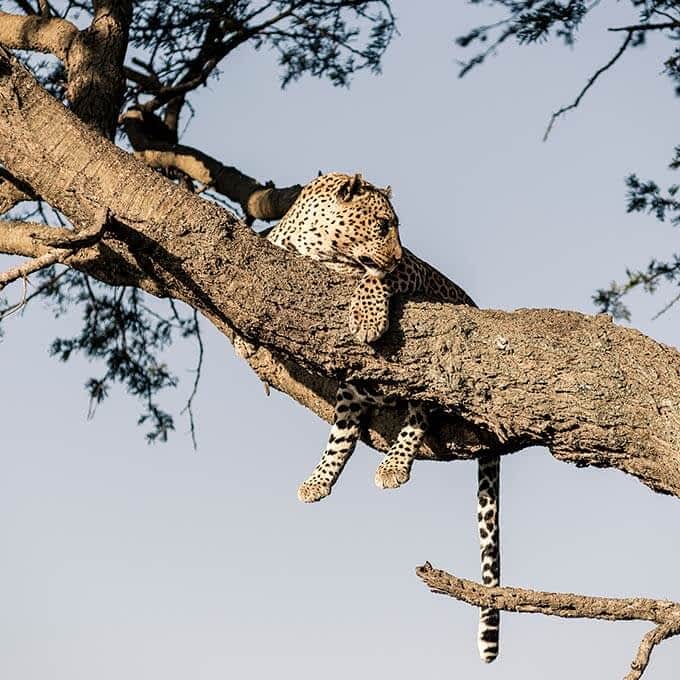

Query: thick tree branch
[0,11,77,60]
[66,0,132,136]
[0,3,131,137]
[2,49,680,498]
[120,108,303,221]
[416,562,680,680]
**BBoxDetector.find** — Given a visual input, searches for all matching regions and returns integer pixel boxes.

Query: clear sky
[1,2,678,679]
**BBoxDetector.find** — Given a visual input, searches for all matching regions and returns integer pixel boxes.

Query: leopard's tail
[477,454,500,663]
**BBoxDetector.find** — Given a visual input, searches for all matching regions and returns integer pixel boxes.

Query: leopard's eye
[377,218,391,237]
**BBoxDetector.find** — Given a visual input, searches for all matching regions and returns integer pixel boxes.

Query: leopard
[262,172,501,663]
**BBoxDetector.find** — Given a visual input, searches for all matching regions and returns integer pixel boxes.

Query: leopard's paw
[297,478,332,503]
[374,460,411,489]
[349,305,389,344]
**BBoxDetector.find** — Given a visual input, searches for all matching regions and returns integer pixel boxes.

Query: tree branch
[0,166,35,214]
[2,48,680,499]
[0,247,63,289]
[543,32,633,141]
[0,10,77,60]
[608,22,680,32]
[120,108,302,221]
[416,562,680,680]
[65,0,132,136]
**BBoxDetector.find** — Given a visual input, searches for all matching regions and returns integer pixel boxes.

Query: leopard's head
[287,172,403,278]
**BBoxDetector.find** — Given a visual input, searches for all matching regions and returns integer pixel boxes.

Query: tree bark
[1,49,680,498]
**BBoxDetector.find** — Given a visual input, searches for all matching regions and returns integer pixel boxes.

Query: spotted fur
[265,172,500,662]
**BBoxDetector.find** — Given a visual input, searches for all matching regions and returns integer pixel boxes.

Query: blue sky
[0,2,678,679]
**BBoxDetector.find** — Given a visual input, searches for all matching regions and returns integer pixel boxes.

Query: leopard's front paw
[349,303,389,343]
[297,478,332,503]
[374,459,411,489]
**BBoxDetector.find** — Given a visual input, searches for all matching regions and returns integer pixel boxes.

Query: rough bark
[65,1,132,136]
[0,11,77,60]
[1,50,680,500]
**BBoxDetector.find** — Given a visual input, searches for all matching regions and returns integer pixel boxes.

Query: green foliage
[625,174,679,226]
[41,269,201,443]
[0,264,203,443]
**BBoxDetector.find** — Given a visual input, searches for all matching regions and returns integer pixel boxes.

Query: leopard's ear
[338,173,365,202]
[380,185,392,199]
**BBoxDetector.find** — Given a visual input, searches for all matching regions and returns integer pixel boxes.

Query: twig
[652,289,680,320]
[417,562,680,680]
[608,21,679,32]
[0,274,28,320]
[543,32,633,141]
[180,309,203,450]
[0,249,63,291]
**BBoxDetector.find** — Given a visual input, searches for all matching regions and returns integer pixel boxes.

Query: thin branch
[651,289,680,320]
[543,32,633,141]
[11,0,38,15]
[652,8,680,22]
[608,21,679,32]
[180,308,203,450]
[0,167,36,214]
[0,248,63,290]
[0,273,27,319]
[0,210,108,292]
[417,562,680,680]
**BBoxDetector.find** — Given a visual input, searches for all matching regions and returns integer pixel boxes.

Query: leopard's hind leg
[374,404,428,489]
[298,384,380,502]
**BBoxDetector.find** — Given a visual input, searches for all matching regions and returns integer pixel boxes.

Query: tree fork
[1,50,680,498]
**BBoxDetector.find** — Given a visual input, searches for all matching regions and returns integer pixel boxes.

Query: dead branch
[416,562,680,680]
